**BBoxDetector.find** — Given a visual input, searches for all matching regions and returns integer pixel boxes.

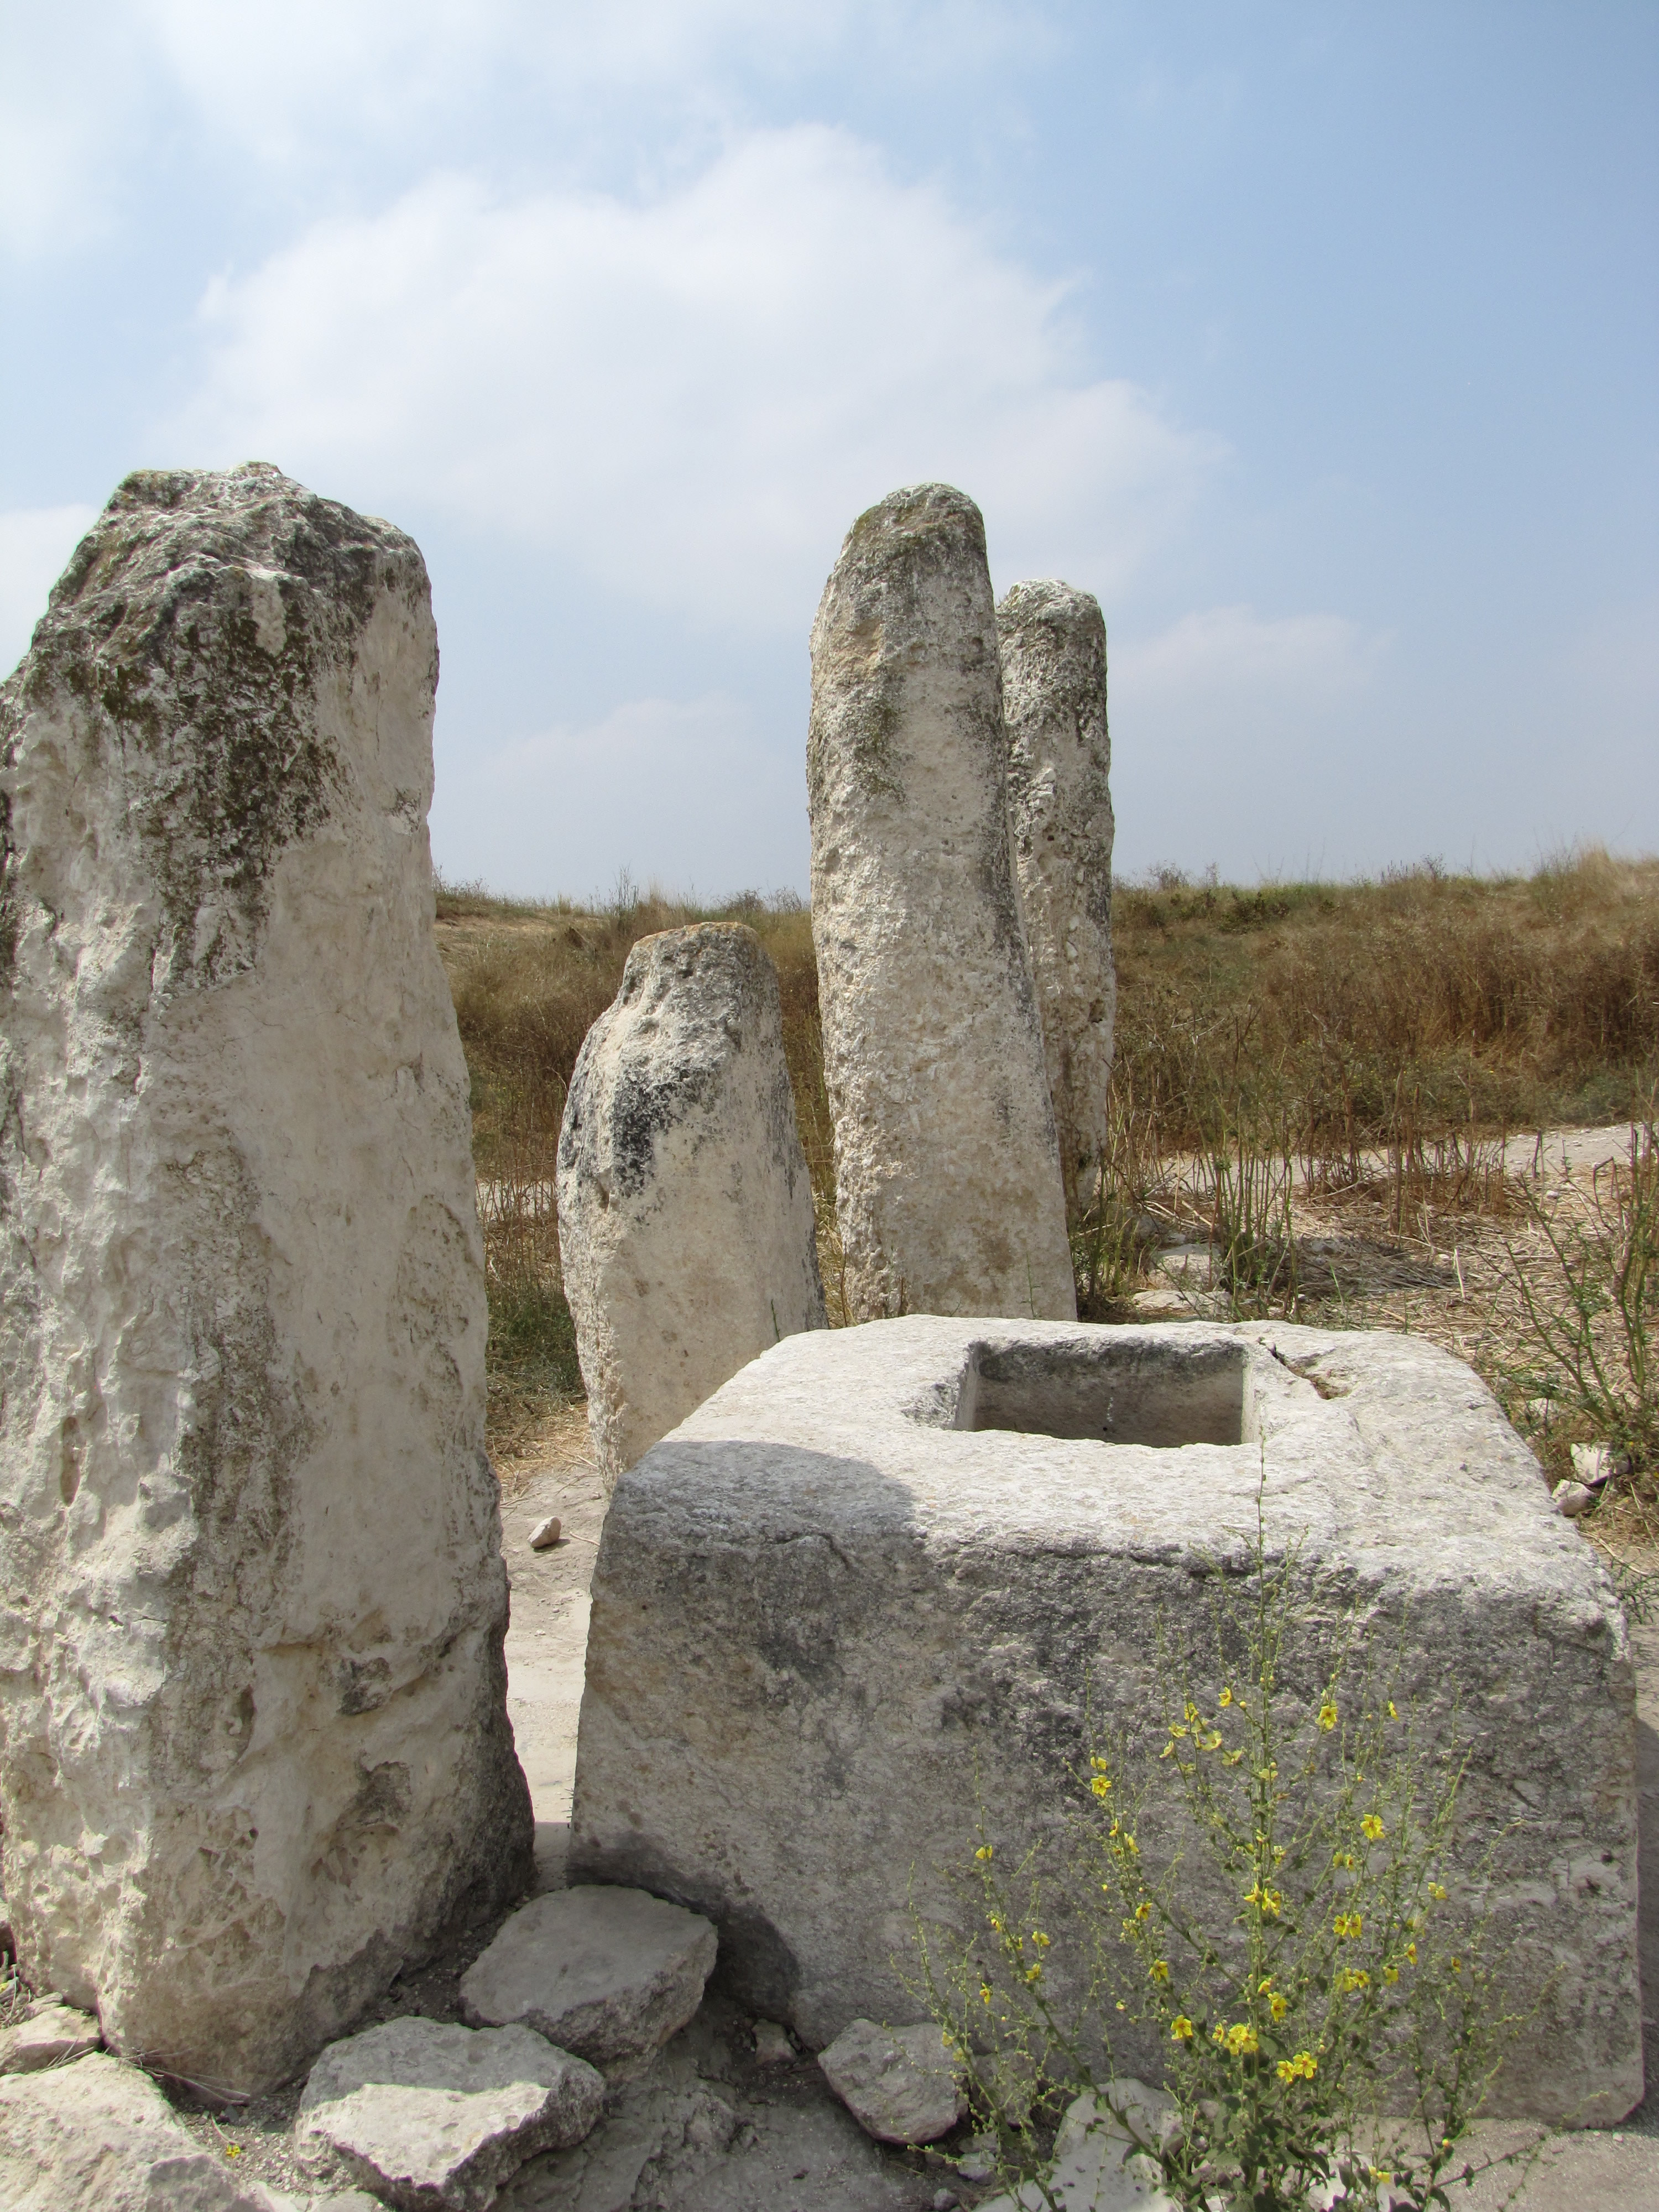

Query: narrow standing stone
[556,922,825,1486]
[0,464,531,2096]
[997,580,1116,1203]
[807,484,1074,1321]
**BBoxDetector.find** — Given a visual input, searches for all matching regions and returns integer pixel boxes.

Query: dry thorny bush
[435,849,1659,1567]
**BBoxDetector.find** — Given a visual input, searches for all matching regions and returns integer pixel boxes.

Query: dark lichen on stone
[13,463,432,998]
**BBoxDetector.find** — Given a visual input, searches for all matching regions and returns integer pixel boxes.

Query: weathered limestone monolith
[807,485,1074,1321]
[556,922,825,1486]
[0,464,532,2095]
[997,580,1115,1202]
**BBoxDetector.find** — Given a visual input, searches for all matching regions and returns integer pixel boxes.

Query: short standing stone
[997,580,1116,1202]
[0,2049,287,2209]
[294,2017,604,2212]
[557,923,825,1486]
[460,1885,717,2067]
[0,2000,101,2073]
[807,484,1074,1322]
[0,465,531,2094]
[816,2018,965,2145]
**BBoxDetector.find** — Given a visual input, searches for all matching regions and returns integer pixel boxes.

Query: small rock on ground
[529,1516,563,1551]
[979,2080,1176,2212]
[0,1999,101,2073]
[751,2019,795,2067]
[461,1886,717,2069]
[294,2016,604,2212]
[816,2019,966,2146]
[0,2048,290,2209]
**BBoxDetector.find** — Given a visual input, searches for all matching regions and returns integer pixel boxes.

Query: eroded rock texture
[0,463,531,2095]
[997,580,1115,1202]
[807,485,1073,1322]
[556,922,825,1486]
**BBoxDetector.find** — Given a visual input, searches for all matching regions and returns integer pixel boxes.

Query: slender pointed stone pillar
[997,580,1116,1202]
[0,463,531,2095]
[557,922,826,1488]
[807,484,1074,1321]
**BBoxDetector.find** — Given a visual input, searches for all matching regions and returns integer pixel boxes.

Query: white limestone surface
[557,922,825,1487]
[294,2017,604,2211]
[460,1884,717,2065]
[997,580,1116,1201]
[807,485,1074,1322]
[569,1317,1641,2125]
[0,2048,291,2210]
[0,465,531,2095]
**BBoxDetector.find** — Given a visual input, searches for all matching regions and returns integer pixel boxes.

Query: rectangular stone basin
[569,1318,1641,2124]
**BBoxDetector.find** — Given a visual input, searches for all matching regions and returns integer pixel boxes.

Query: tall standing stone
[997,580,1116,1202]
[0,464,531,2095]
[807,484,1074,1322]
[556,922,825,1487]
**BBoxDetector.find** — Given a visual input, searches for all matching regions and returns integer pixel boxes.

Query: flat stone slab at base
[0,1999,101,2072]
[570,1317,1642,2127]
[294,2017,604,2211]
[0,2049,289,2209]
[461,1886,718,2068]
[980,2082,1177,2211]
[817,2018,966,2144]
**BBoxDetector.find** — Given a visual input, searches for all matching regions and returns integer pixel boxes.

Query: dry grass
[437,848,1659,1578]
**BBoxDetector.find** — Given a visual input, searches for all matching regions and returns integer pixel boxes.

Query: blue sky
[3,1,1655,898]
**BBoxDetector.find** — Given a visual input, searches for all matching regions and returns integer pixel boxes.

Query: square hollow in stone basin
[569,1316,1641,2127]
[963,1335,1248,1447]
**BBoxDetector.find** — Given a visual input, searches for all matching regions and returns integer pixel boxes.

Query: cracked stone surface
[0,2049,293,2209]
[816,2019,966,2145]
[462,1886,717,2069]
[997,578,1115,1204]
[806,483,1073,1322]
[0,463,531,2094]
[294,2016,604,2211]
[569,1316,1640,2124]
[557,923,825,1487]
[0,1998,101,2073]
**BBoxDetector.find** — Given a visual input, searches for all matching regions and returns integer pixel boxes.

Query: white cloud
[1115,603,1383,704]
[0,505,100,676]
[434,692,805,898]
[170,127,1217,632]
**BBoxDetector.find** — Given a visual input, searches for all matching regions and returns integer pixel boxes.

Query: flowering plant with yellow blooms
[910,1484,1542,2210]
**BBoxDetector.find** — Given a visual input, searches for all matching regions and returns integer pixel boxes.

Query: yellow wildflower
[1405,1942,1417,1965]
[1223,1749,1245,1766]
[1170,2015,1194,2041]
[1032,1929,1050,1949]
[1361,1814,1385,1841]
[1185,1701,1200,1723]
[1149,1960,1170,1984]
[975,1845,994,1861]
[980,1983,993,2007]
[1223,2022,1259,2056]
[1270,1993,1290,2021]
[1091,1773,1112,1798]
[1428,1882,1448,1902]
[1219,1687,1233,1707]
[1318,1702,1338,1731]
[1341,1968,1370,1994]
[1276,2049,1318,2083]
[1024,1964,1043,1985]
[1334,1913,1363,1939]
[1387,1700,1399,1719]
[1135,1901,1153,1921]
[1383,1966,1399,1985]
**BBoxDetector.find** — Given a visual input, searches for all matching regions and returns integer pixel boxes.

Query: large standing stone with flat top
[570,1317,1641,2125]
[557,922,825,1488]
[997,580,1116,1203]
[807,484,1074,1322]
[0,463,531,2095]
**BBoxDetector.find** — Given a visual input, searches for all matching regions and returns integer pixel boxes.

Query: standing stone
[997,580,1116,1203]
[556,922,825,1487]
[0,464,531,2095]
[807,484,1074,1322]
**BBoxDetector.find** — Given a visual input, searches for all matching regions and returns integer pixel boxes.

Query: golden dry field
[436,849,1659,1589]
